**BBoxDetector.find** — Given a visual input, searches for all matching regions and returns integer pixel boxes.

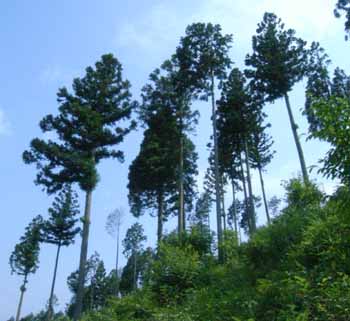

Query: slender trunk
[73,190,93,321]
[221,182,227,232]
[239,153,251,233]
[47,243,61,320]
[231,178,239,244]
[115,221,120,296]
[90,280,94,311]
[133,251,137,291]
[211,73,223,262]
[284,93,309,184]
[244,140,256,233]
[258,166,271,225]
[15,274,27,321]
[157,190,164,245]
[178,102,185,235]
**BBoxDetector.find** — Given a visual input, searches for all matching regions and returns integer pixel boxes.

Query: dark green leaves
[176,22,233,98]
[42,185,80,246]
[10,216,43,276]
[245,12,308,102]
[334,0,350,40]
[23,54,136,193]
[122,223,147,258]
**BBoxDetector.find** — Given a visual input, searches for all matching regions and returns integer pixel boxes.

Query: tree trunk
[73,190,93,321]
[15,274,27,321]
[231,178,239,244]
[239,153,251,232]
[211,73,223,262]
[47,243,61,321]
[221,181,227,232]
[115,220,120,297]
[178,101,185,235]
[157,190,164,245]
[284,93,309,184]
[258,165,271,225]
[244,140,256,233]
[133,251,137,291]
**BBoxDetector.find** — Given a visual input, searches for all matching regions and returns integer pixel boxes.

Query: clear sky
[1,0,349,319]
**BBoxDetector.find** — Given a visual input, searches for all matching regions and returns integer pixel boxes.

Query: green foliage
[82,178,350,320]
[66,253,116,317]
[150,243,201,305]
[308,95,350,185]
[119,249,154,296]
[23,53,136,193]
[10,215,43,277]
[122,223,147,259]
[245,12,308,102]
[42,185,80,246]
[176,22,233,96]
[334,0,350,40]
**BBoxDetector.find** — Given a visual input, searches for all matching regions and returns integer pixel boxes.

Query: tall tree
[122,223,147,291]
[105,207,124,296]
[191,190,212,229]
[22,54,136,321]
[130,90,197,243]
[10,216,43,321]
[217,68,262,234]
[176,23,232,260]
[161,59,199,234]
[249,121,275,225]
[42,185,80,320]
[140,65,198,234]
[245,12,310,183]
[304,42,331,134]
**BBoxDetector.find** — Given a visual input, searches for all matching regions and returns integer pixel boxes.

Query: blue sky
[0,0,349,319]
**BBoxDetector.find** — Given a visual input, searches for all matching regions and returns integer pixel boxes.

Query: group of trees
[9,1,350,320]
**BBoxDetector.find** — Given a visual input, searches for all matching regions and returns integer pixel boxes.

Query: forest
[6,1,350,320]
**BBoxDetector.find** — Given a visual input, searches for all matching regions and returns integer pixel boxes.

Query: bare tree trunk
[284,93,309,184]
[178,101,185,236]
[258,165,271,225]
[211,73,223,262]
[73,190,92,321]
[115,220,120,296]
[157,190,164,245]
[239,153,251,232]
[15,274,27,321]
[221,181,227,232]
[47,243,61,320]
[133,251,137,291]
[244,140,256,233]
[231,178,239,244]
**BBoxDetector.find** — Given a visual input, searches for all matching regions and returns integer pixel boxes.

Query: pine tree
[130,83,197,243]
[249,120,275,225]
[217,68,261,234]
[122,223,147,291]
[304,42,331,134]
[162,59,198,234]
[140,64,198,235]
[22,54,136,321]
[176,23,232,260]
[10,216,43,321]
[42,185,80,320]
[191,190,212,228]
[245,12,310,183]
